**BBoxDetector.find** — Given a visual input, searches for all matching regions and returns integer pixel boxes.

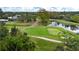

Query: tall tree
[0,8,3,18]
[0,8,3,13]
[37,8,50,26]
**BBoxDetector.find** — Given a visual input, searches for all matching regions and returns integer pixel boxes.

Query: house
[8,15,21,21]
[0,19,8,22]
[0,19,8,24]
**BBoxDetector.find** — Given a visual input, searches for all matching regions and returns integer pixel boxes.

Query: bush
[0,26,8,40]
[55,37,79,51]
[0,26,36,51]
[71,15,79,23]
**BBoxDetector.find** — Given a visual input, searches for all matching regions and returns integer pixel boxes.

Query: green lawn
[6,21,30,26]
[30,37,63,51]
[55,19,79,26]
[25,26,77,41]
[5,22,77,41]
[25,26,50,37]
[48,28,62,35]
[25,26,63,37]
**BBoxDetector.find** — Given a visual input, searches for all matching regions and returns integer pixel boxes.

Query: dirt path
[30,36,63,43]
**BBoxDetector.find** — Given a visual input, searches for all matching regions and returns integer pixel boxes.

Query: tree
[0,26,36,51]
[10,26,18,36]
[55,36,79,51]
[71,15,79,23]
[0,8,4,18]
[0,25,8,40]
[37,8,50,26]
[0,8,2,12]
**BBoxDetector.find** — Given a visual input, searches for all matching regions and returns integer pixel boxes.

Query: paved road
[31,36,63,43]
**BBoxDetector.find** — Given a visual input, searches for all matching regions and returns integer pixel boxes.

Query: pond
[48,22,79,34]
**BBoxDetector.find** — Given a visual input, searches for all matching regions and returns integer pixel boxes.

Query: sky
[0,0,79,11]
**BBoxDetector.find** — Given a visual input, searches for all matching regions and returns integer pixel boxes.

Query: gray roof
[0,19,8,22]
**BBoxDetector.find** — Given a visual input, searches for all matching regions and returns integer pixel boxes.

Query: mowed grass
[55,19,79,26]
[25,26,62,41]
[25,26,63,37]
[25,26,50,37]
[25,26,77,41]
[6,21,30,26]
[30,37,63,51]
[48,28,61,35]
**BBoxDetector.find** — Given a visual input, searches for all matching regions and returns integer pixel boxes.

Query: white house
[0,19,8,24]
[0,19,8,22]
[8,15,21,21]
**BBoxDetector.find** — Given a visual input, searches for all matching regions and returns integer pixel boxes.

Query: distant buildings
[0,19,8,22]
[8,15,21,21]
[0,19,8,24]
